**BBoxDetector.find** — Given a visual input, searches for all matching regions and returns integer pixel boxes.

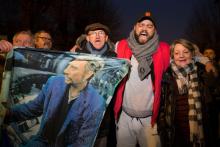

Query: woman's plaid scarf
[171,60,204,146]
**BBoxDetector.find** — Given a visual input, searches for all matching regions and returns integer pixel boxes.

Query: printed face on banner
[0,48,129,146]
[64,60,90,85]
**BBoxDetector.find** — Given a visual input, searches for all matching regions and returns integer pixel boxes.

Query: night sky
[0,0,207,44]
[113,0,197,43]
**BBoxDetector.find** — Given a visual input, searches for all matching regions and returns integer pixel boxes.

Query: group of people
[0,13,219,147]
[0,30,53,53]
[0,30,53,61]
[0,30,53,88]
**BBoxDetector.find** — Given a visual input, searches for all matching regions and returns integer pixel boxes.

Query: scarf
[171,60,204,146]
[86,41,108,55]
[127,30,159,80]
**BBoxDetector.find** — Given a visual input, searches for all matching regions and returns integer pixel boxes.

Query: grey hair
[13,30,34,42]
[86,60,104,74]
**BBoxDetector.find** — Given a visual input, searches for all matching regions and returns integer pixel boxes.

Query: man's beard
[134,31,153,45]
[70,82,79,88]
[70,79,87,88]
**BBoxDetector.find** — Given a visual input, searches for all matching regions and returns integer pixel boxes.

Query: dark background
[0,0,219,57]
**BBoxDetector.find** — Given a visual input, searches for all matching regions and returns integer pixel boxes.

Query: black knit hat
[85,23,110,35]
[136,16,156,28]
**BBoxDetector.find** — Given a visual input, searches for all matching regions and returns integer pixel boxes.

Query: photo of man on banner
[0,48,130,147]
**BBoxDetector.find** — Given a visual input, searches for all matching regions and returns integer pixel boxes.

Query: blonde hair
[170,38,198,59]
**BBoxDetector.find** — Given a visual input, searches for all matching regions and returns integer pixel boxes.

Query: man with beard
[113,15,169,147]
[1,59,105,147]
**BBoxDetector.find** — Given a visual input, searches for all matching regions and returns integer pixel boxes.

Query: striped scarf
[171,60,204,146]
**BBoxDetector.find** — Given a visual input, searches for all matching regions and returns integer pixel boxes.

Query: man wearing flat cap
[72,23,116,57]
[70,23,116,147]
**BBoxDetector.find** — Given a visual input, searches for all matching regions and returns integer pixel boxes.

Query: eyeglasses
[88,31,106,37]
[37,36,52,41]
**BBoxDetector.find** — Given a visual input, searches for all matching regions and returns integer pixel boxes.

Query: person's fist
[0,40,13,53]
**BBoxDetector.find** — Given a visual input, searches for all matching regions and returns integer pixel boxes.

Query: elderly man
[71,23,116,57]
[0,30,34,53]
[70,23,117,147]
[75,23,117,147]
[0,30,34,91]
[34,30,52,49]
[12,31,34,47]
[1,59,105,147]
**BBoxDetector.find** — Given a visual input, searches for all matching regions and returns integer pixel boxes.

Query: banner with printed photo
[0,48,129,146]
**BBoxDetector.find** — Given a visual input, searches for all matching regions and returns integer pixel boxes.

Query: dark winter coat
[74,36,116,57]
[157,63,215,147]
